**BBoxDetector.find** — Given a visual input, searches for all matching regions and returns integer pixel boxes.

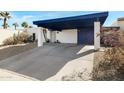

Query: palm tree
[13,22,19,30]
[2,23,9,28]
[0,15,2,20]
[0,14,2,21]
[21,22,28,28]
[29,26,33,28]
[0,11,11,29]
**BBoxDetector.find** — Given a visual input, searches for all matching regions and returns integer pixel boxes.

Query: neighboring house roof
[33,12,108,31]
[102,26,120,31]
[118,17,124,21]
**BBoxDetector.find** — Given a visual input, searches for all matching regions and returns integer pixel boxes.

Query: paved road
[0,43,94,80]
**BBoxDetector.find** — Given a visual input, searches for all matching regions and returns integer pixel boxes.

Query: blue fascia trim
[33,12,108,25]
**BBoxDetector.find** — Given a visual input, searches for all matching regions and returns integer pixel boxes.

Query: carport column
[50,31,56,43]
[38,27,43,47]
[94,22,100,50]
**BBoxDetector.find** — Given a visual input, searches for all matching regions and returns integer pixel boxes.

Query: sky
[0,11,124,29]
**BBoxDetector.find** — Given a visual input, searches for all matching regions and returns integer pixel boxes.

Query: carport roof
[33,12,108,31]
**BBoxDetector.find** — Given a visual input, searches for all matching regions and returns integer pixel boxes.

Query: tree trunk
[4,18,6,29]
[15,26,16,30]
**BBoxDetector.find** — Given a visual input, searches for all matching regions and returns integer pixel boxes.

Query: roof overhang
[33,12,108,31]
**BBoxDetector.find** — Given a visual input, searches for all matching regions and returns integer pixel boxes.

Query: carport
[33,12,108,50]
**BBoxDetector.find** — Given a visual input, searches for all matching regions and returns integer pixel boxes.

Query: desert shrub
[100,30,121,47]
[3,31,29,45]
[3,37,15,45]
[61,69,91,81]
[93,48,124,80]
[93,31,124,81]
[17,31,29,43]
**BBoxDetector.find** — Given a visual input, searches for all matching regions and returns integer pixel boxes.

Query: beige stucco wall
[56,29,77,43]
[0,28,47,45]
[118,21,124,30]
[94,22,100,50]
[0,29,23,45]
[27,28,78,43]
[27,28,38,39]
[27,28,78,44]
[27,28,49,42]
[112,20,124,31]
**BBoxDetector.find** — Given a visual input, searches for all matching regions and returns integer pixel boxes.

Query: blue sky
[0,11,124,29]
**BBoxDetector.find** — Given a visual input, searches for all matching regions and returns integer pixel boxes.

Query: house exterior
[112,17,124,30]
[0,29,23,45]
[33,12,108,50]
[101,26,120,32]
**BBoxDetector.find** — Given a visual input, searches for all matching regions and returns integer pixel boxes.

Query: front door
[78,28,94,45]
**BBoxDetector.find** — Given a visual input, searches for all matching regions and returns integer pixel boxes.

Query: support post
[38,27,43,47]
[50,31,56,43]
[94,22,100,50]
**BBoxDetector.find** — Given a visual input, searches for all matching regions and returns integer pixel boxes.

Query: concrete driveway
[0,43,94,80]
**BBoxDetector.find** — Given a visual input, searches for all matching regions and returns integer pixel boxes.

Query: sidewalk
[0,69,38,81]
